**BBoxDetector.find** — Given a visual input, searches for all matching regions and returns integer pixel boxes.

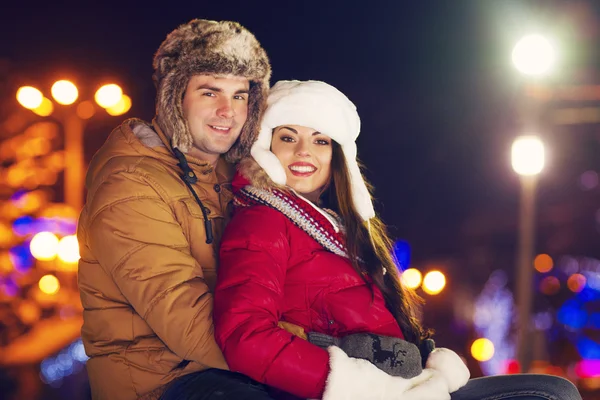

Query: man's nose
[217,98,234,119]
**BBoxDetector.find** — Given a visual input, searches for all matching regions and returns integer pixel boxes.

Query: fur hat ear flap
[251,126,287,185]
[341,142,375,221]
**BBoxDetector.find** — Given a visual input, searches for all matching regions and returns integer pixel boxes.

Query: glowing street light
[16,86,43,109]
[106,94,132,116]
[401,268,422,289]
[57,234,80,263]
[51,80,79,105]
[511,136,545,176]
[16,79,131,211]
[32,98,54,117]
[95,84,123,108]
[471,338,495,362]
[39,274,60,295]
[30,231,59,261]
[422,270,446,295]
[512,34,555,76]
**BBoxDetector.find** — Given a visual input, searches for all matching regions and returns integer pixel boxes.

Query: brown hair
[322,142,431,345]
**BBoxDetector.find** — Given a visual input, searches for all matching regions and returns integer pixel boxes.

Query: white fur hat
[251,80,375,221]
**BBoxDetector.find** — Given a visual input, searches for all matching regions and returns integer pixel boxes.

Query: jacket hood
[85,118,214,192]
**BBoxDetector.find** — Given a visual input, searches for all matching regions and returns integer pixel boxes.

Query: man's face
[182,74,250,163]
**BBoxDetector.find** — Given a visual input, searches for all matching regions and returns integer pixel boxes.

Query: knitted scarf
[234,185,348,258]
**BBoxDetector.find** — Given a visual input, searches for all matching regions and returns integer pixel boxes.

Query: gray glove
[308,332,423,379]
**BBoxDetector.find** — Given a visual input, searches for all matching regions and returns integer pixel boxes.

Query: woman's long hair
[322,142,431,345]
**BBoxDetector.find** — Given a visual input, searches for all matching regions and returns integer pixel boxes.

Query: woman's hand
[278,321,307,340]
[323,346,450,400]
[425,348,470,393]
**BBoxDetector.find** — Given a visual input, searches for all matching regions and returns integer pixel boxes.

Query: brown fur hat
[152,19,271,162]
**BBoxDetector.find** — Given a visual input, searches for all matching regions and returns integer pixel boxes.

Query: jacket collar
[151,117,216,175]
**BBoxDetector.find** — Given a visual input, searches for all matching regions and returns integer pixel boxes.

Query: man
[77,19,272,400]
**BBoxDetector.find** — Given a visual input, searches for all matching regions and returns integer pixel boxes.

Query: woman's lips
[288,162,317,177]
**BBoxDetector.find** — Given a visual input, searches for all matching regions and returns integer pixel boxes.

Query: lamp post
[16,80,131,211]
[511,33,554,373]
[511,136,545,373]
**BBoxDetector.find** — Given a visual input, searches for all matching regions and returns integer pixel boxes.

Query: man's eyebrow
[196,84,222,92]
[195,85,249,95]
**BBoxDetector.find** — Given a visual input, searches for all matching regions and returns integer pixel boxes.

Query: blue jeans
[452,374,582,400]
[159,369,275,400]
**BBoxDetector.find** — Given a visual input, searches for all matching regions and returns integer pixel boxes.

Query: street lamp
[511,136,545,373]
[511,34,554,373]
[512,34,556,76]
[16,80,132,211]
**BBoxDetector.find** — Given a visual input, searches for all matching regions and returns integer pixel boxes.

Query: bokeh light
[76,100,96,119]
[9,243,34,272]
[533,311,553,331]
[18,301,41,324]
[575,360,600,378]
[568,274,587,293]
[511,136,545,176]
[579,171,599,191]
[51,80,78,105]
[32,97,54,117]
[0,252,13,273]
[106,94,132,116]
[539,276,561,295]
[30,231,59,261]
[534,254,554,273]
[471,338,495,362]
[512,34,555,76]
[422,270,446,295]
[95,84,123,108]
[57,235,80,263]
[558,299,588,329]
[17,86,43,109]
[401,268,422,289]
[505,359,521,374]
[39,274,60,295]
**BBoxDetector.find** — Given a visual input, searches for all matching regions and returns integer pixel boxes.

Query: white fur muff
[322,346,453,400]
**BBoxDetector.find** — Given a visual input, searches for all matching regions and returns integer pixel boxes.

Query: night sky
[2,1,598,261]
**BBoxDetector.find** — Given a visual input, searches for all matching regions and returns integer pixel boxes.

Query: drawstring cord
[172,147,214,244]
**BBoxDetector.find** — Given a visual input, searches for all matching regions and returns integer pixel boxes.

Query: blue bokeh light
[393,240,411,271]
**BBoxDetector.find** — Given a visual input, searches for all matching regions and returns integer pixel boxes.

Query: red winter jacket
[213,160,404,399]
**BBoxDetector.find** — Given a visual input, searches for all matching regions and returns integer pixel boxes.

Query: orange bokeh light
[76,100,96,119]
[567,274,586,293]
[534,254,554,273]
[539,276,560,295]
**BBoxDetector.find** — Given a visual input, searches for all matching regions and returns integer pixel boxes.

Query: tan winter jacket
[77,118,233,400]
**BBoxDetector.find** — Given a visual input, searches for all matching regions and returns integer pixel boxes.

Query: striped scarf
[234,186,348,258]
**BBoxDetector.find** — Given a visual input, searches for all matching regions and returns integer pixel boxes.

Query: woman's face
[271,125,333,203]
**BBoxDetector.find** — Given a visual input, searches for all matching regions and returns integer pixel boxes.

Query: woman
[213,81,581,400]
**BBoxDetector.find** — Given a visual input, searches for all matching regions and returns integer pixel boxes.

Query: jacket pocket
[181,197,224,220]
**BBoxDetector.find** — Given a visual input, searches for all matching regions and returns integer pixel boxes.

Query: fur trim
[425,348,470,393]
[238,156,286,192]
[323,346,450,400]
[132,123,165,148]
[251,80,375,221]
[153,19,271,162]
